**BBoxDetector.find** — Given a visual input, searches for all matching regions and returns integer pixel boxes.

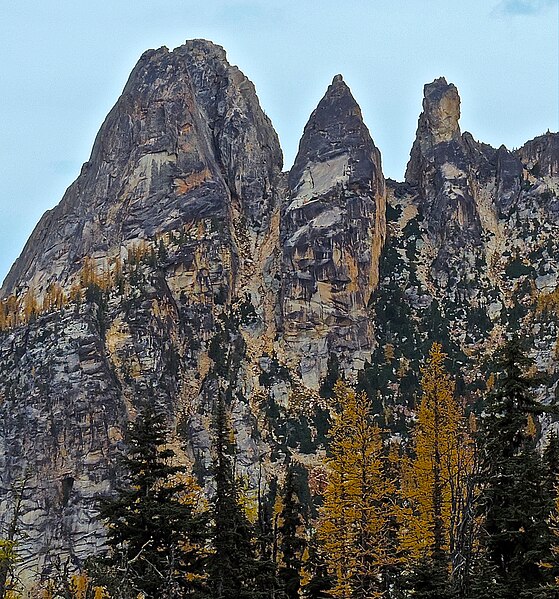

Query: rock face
[0,39,285,581]
[1,42,559,582]
[280,75,386,386]
[1,40,282,300]
[406,78,483,257]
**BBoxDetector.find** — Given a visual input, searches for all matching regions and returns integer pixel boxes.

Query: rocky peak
[288,74,381,192]
[404,78,486,254]
[178,40,283,231]
[2,39,282,299]
[516,132,559,179]
[422,77,461,144]
[2,43,559,588]
[281,76,385,385]
[405,77,461,185]
[495,144,523,216]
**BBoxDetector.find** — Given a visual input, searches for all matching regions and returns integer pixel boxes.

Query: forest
[1,337,558,599]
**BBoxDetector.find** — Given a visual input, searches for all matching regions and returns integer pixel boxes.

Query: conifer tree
[550,482,559,591]
[207,394,263,599]
[318,380,395,598]
[278,464,307,599]
[300,534,332,599]
[89,403,208,599]
[399,342,474,597]
[473,336,555,598]
[544,431,559,501]
[0,472,30,599]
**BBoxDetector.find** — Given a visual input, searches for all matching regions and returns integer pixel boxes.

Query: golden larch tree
[319,380,396,598]
[399,343,475,569]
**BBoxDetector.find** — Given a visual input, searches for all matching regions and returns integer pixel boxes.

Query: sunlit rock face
[0,39,286,579]
[1,43,559,582]
[280,75,386,387]
[1,40,282,300]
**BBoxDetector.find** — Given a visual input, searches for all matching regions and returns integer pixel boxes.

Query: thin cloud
[495,0,558,15]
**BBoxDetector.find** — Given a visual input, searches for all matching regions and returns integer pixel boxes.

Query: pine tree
[473,336,555,598]
[300,534,332,599]
[89,403,208,598]
[207,394,263,599]
[399,342,475,597]
[550,481,559,591]
[278,464,307,599]
[318,380,395,598]
[544,431,559,500]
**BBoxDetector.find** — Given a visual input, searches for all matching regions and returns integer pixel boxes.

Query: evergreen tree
[544,430,559,500]
[300,534,332,599]
[0,472,30,599]
[207,394,264,599]
[318,380,395,598]
[254,483,282,599]
[89,403,208,598]
[319,353,342,399]
[549,480,559,591]
[278,464,307,599]
[473,337,555,598]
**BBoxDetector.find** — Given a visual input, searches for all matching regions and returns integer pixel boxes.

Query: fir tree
[207,394,263,599]
[278,464,307,599]
[254,481,281,599]
[89,403,208,599]
[319,353,342,399]
[473,337,555,598]
[300,534,332,599]
[544,431,559,501]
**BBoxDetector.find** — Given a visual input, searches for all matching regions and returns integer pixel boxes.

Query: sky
[0,0,558,283]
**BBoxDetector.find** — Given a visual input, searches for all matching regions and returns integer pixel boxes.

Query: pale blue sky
[1,0,558,282]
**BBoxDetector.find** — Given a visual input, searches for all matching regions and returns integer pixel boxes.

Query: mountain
[0,40,558,580]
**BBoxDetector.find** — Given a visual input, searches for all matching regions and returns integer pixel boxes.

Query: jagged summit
[405,77,462,185]
[288,74,381,192]
[2,38,282,298]
[281,76,386,385]
[517,132,559,178]
[421,77,461,143]
[177,38,228,58]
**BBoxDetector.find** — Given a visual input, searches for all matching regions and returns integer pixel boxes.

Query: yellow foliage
[318,380,396,598]
[23,288,38,321]
[238,476,259,523]
[93,587,110,599]
[0,232,175,332]
[525,414,537,438]
[80,257,111,292]
[69,573,90,599]
[537,287,559,315]
[166,471,207,513]
[399,342,475,562]
[41,581,55,599]
[0,538,18,562]
[384,343,395,362]
[42,283,66,312]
